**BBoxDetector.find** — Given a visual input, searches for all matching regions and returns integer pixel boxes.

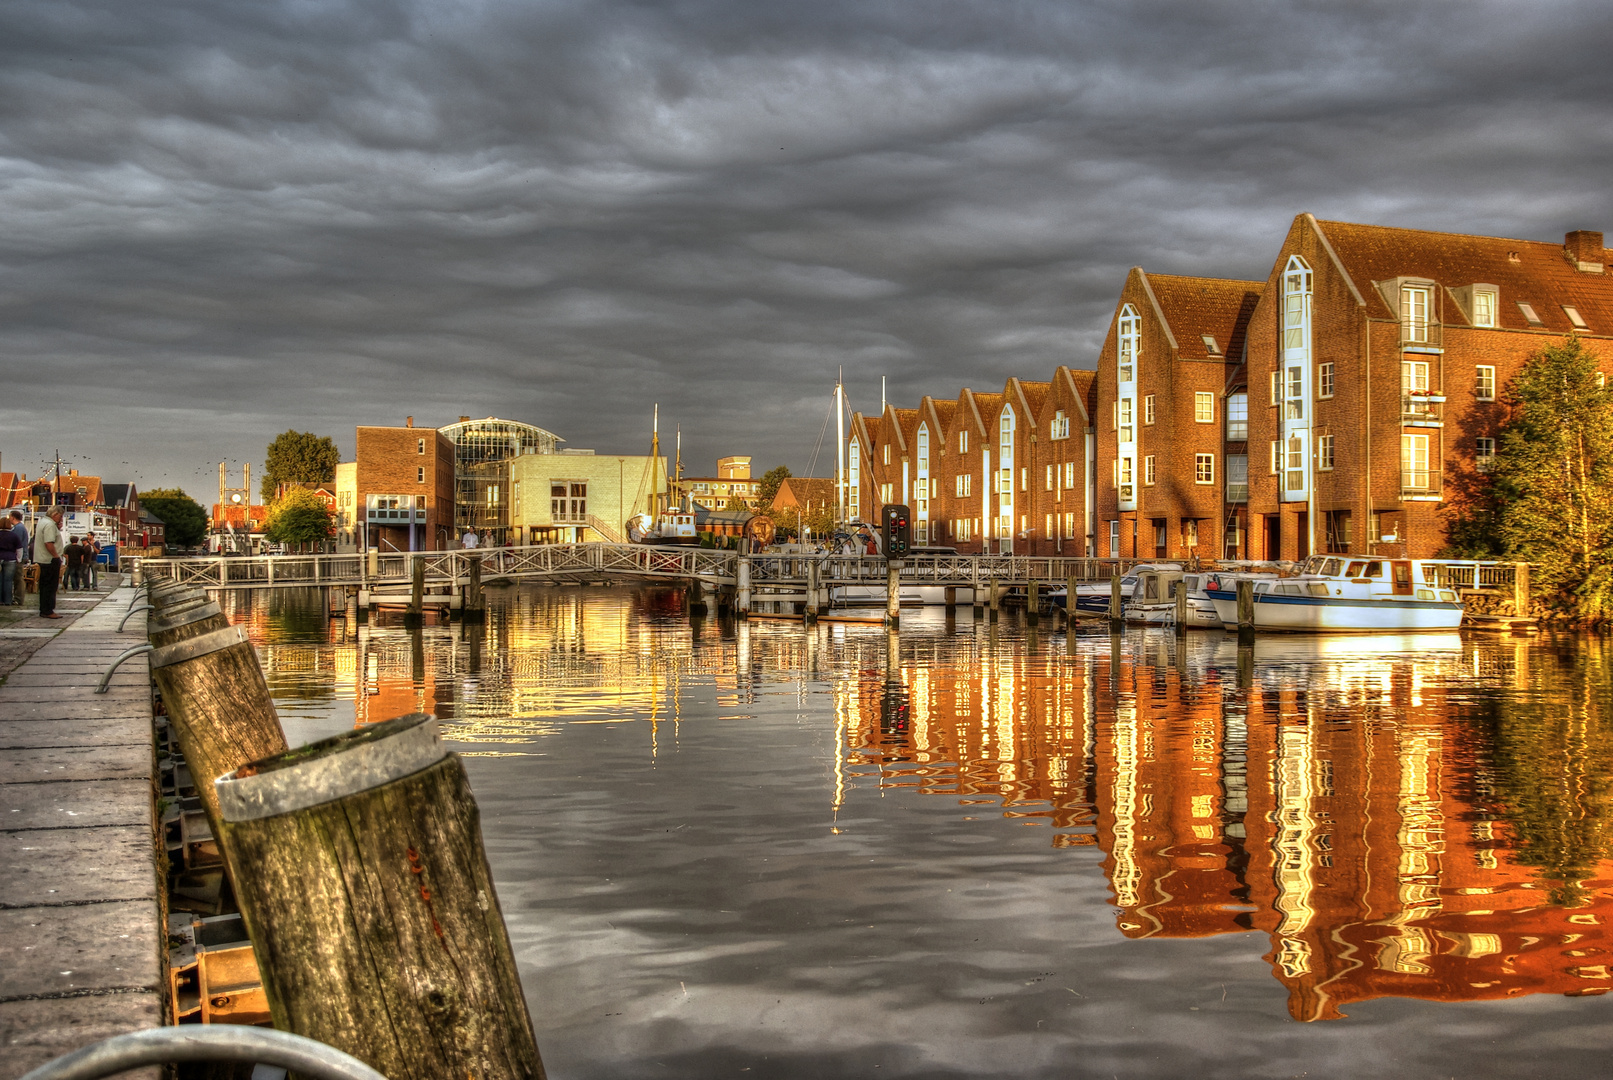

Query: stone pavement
[0,582,161,1079]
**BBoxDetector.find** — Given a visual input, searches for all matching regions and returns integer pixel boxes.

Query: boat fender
[1205,575,1220,592]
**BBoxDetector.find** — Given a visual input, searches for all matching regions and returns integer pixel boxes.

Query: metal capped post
[215,714,547,1080]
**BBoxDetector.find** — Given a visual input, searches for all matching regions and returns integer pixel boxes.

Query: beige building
[683,455,763,510]
[333,461,358,550]
[508,450,667,543]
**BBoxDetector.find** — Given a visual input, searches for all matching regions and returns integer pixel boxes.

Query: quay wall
[0,583,162,1079]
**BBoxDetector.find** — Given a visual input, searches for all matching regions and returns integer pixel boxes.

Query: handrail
[18,1026,388,1080]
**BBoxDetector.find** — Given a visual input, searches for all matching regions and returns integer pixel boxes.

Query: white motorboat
[1204,555,1464,632]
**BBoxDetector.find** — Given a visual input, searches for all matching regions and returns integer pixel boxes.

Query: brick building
[848,215,1610,562]
[1244,216,1612,560]
[353,419,456,551]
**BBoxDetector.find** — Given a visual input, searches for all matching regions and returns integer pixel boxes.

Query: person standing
[34,506,63,618]
[64,536,85,591]
[87,536,102,590]
[0,523,18,605]
[8,511,26,606]
[462,529,478,549]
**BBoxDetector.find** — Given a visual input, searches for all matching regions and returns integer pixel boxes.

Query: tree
[264,488,335,551]
[758,465,793,507]
[141,489,209,548]
[262,431,340,503]
[1445,337,1613,622]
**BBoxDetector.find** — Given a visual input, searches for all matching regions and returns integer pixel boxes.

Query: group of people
[0,506,103,618]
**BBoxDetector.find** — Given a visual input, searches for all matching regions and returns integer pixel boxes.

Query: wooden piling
[1026,580,1039,625]
[1108,574,1123,630]
[406,556,425,627]
[988,576,1000,621]
[1174,580,1188,636]
[148,600,230,649]
[215,714,546,1080]
[736,557,752,618]
[805,561,820,623]
[150,624,288,831]
[1236,578,1256,645]
[464,554,486,623]
[885,560,902,628]
[1066,574,1078,623]
[1512,562,1531,615]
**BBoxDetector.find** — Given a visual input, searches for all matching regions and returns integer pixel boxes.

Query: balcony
[1401,469,1443,501]
[1401,392,1445,427]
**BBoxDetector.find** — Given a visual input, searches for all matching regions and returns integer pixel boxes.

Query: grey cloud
[1,0,1611,490]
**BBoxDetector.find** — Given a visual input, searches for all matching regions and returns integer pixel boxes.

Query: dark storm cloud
[2,0,1611,492]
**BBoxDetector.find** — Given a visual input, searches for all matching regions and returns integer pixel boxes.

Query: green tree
[1471,337,1613,622]
[140,488,209,547]
[262,431,340,503]
[758,465,793,506]
[264,487,335,551]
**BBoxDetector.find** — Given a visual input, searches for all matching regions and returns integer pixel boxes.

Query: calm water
[224,584,1613,1079]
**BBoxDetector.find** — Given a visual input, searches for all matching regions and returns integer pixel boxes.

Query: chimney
[1565,231,1605,273]
[459,416,470,423]
[406,416,414,428]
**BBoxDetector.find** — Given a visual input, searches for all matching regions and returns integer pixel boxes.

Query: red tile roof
[1315,219,1613,335]
[1144,273,1263,360]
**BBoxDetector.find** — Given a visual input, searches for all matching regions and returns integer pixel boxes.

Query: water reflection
[223,585,1613,1023]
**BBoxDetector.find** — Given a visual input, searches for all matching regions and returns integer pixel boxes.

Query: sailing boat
[627,406,698,545]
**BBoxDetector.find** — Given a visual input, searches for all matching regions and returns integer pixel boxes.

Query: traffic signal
[881,504,912,558]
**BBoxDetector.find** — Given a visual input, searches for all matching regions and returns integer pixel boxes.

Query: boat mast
[674,428,683,512]
[835,373,845,527]
[650,404,662,516]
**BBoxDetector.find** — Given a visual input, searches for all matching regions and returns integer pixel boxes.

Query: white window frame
[1402,285,1431,343]
[1318,434,1334,471]
[1144,395,1156,425]
[1144,455,1156,485]
[1195,454,1215,485]
[1318,362,1334,399]
[1476,437,1496,472]
[1119,398,1133,443]
[1476,365,1495,401]
[417,466,425,483]
[1473,288,1497,328]
[1050,411,1070,440]
[1118,305,1140,383]
[1194,392,1214,424]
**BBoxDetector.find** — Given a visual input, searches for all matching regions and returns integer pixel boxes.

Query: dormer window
[1401,285,1431,343]
[1201,334,1222,356]
[1049,410,1070,440]
[1472,288,1497,328]
[1517,302,1544,326]
[1564,305,1589,329]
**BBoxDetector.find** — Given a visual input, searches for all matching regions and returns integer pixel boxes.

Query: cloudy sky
[3,0,1611,500]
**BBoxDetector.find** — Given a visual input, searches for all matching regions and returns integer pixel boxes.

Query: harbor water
[227,584,1613,1079]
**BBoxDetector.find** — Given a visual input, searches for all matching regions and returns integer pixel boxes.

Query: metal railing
[18,1027,385,1080]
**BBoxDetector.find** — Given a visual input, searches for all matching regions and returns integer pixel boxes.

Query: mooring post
[1027,580,1039,625]
[805,560,820,623]
[988,575,1000,622]
[1066,573,1079,624]
[736,556,752,618]
[971,563,982,611]
[405,555,425,627]
[1174,580,1188,636]
[215,714,546,1080]
[1237,578,1255,645]
[149,600,230,650]
[943,586,956,609]
[1512,561,1530,615]
[1108,574,1124,631]
[464,554,486,623]
[885,559,902,627]
[149,624,288,832]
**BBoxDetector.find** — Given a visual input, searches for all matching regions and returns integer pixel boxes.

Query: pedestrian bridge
[132,543,1144,592]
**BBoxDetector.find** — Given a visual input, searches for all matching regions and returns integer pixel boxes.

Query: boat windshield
[1321,558,1342,577]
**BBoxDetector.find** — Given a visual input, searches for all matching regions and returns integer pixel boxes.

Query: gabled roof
[921,397,957,443]
[882,406,920,456]
[772,476,834,509]
[1009,378,1052,422]
[1313,218,1613,334]
[101,483,135,508]
[1143,274,1263,361]
[963,390,1004,436]
[1052,367,1098,424]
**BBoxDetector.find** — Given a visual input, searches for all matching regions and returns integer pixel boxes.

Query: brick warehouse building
[850,215,1609,562]
[354,419,457,551]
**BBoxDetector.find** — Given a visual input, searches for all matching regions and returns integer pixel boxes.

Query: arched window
[915,424,930,539]
[1282,256,1311,355]
[1118,305,1140,383]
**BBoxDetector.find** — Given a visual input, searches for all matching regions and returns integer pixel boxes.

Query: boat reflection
[838,629,1613,1020]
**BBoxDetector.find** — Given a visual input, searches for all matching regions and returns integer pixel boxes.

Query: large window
[1286,366,1304,419]
[1476,437,1496,471]
[1119,398,1133,443]
[1144,455,1156,485]
[1195,454,1215,484]
[955,473,972,497]
[1226,455,1248,503]
[1109,520,1120,557]
[1119,457,1134,499]
[1318,362,1334,399]
[1226,392,1248,441]
[1402,360,1429,394]
[916,426,929,472]
[1473,288,1497,328]
[551,481,586,523]
[1118,305,1140,382]
[1476,365,1495,401]
[1144,395,1156,425]
[1318,434,1334,470]
[1050,411,1070,440]
[1402,285,1431,342]
[1195,392,1214,423]
[1402,434,1431,489]
[1285,435,1305,491]
[1283,257,1311,353]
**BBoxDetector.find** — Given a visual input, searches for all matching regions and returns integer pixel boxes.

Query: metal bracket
[117,604,153,633]
[17,1026,388,1080]
[95,643,153,693]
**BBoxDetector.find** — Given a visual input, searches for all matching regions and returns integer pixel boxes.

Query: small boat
[1205,555,1464,632]
[1125,568,1224,628]
[627,511,699,546]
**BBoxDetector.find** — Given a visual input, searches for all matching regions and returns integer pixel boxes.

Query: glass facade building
[438,418,562,542]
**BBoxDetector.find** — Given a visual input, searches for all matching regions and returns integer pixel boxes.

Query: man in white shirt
[462,530,478,549]
[33,506,64,619]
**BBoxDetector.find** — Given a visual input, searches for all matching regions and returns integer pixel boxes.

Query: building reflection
[223,585,1613,1020]
[838,631,1613,1020]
